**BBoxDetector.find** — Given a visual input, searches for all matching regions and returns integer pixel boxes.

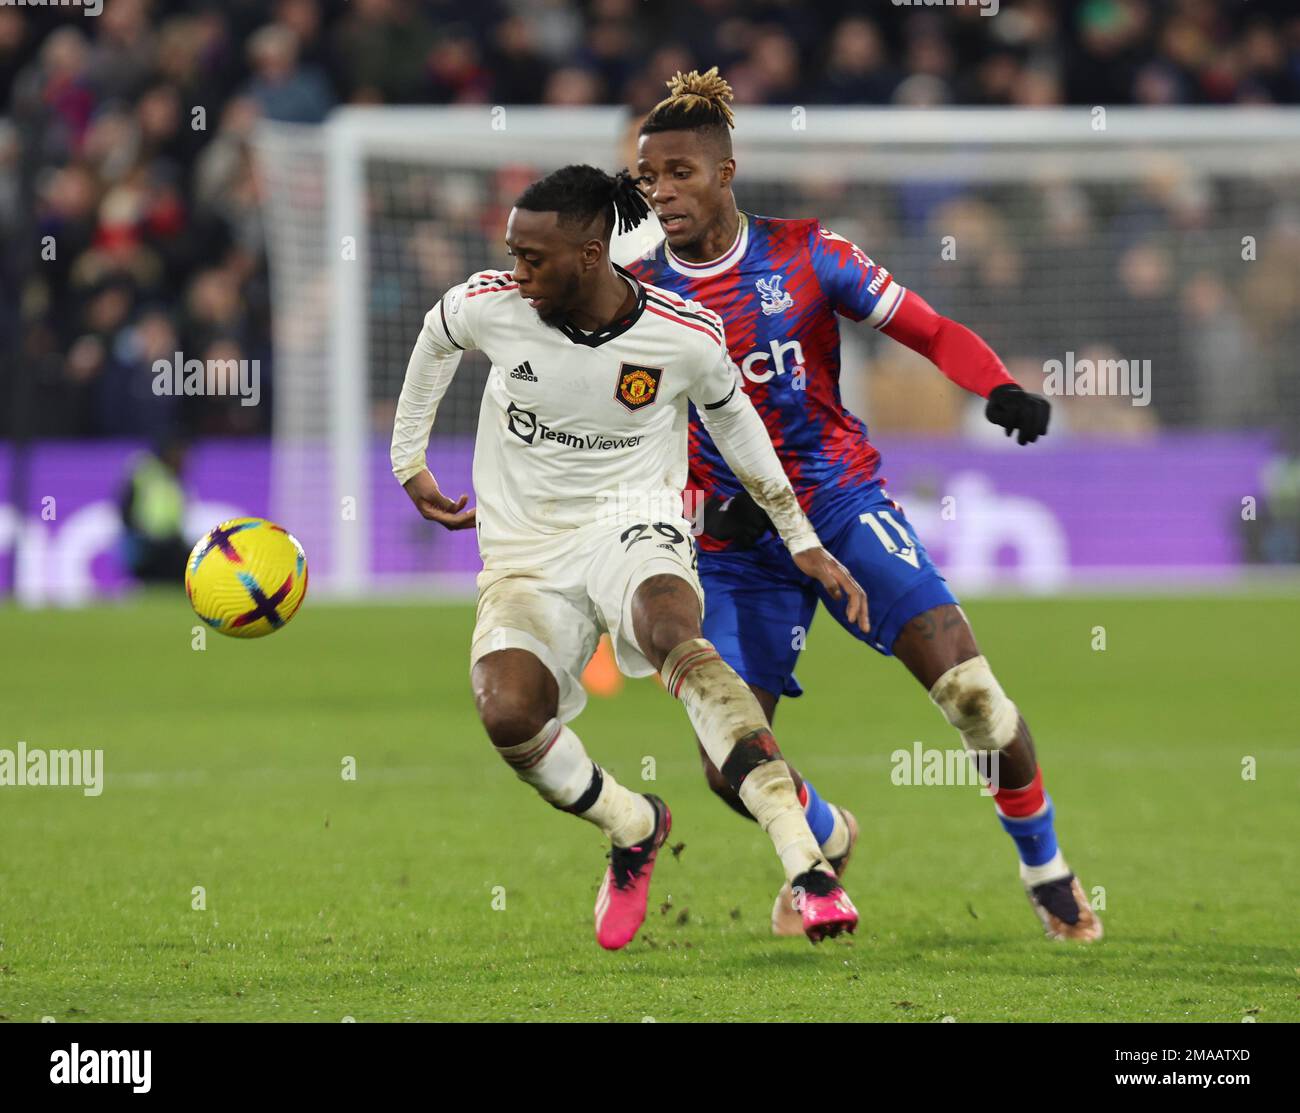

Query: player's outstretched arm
[391,289,477,529]
[880,291,1051,445]
[692,371,869,632]
[809,225,1050,445]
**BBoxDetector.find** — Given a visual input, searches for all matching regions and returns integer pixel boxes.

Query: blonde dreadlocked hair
[640,66,735,154]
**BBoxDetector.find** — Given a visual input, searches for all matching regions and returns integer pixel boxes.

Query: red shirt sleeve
[880,289,1016,400]
[681,474,707,530]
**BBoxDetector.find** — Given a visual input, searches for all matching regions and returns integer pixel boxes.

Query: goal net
[253,107,1300,596]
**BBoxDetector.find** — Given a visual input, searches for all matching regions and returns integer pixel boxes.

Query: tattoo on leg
[907,612,938,641]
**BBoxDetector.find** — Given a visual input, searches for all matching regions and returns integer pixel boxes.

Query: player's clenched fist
[792,547,870,633]
[403,469,476,530]
[985,383,1050,445]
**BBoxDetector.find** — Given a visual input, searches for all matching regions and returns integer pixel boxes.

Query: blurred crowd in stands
[3,0,1300,440]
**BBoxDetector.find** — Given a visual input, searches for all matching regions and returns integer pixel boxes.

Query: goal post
[253,106,1300,596]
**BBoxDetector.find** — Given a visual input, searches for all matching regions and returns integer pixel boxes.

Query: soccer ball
[185,517,308,638]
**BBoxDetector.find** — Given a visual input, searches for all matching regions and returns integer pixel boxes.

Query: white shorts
[470,515,702,723]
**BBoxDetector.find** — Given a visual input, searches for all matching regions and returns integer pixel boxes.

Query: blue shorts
[698,482,957,698]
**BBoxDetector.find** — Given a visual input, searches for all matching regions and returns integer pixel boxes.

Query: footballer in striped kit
[628,68,1100,943]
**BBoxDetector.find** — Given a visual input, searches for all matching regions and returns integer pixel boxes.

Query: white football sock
[820,805,851,861]
[738,762,828,881]
[496,719,653,847]
[583,771,656,848]
[1019,849,1072,887]
[662,639,828,882]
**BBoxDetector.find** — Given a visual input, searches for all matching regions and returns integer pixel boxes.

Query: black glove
[985,383,1050,445]
[700,489,773,547]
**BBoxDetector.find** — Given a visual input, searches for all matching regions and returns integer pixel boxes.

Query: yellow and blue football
[184,517,308,638]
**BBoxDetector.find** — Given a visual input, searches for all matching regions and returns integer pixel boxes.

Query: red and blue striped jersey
[625,212,905,539]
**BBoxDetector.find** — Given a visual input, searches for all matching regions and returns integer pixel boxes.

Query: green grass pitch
[0,593,1296,1023]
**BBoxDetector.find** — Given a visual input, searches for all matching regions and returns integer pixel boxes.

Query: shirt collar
[664,212,748,279]
[556,265,647,347]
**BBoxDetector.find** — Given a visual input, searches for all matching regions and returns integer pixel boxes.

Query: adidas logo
[509,361,537,382]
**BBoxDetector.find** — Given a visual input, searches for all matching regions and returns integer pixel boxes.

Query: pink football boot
[792,868,858,943]
[773,805,859,936]
[594,795,672,951]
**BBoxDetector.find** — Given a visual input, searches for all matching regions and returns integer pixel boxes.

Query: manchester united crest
[615,363,663,411]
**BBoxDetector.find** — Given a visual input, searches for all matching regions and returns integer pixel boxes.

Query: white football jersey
[427,265,737,562]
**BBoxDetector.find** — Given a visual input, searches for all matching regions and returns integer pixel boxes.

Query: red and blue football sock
[992,768,1069,881]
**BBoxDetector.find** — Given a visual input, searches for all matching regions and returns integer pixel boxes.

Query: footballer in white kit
[391,164,866,950]
[416,260,741,722]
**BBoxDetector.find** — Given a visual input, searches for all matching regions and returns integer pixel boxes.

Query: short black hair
[639,66,735,159]
[514,164,649,242]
